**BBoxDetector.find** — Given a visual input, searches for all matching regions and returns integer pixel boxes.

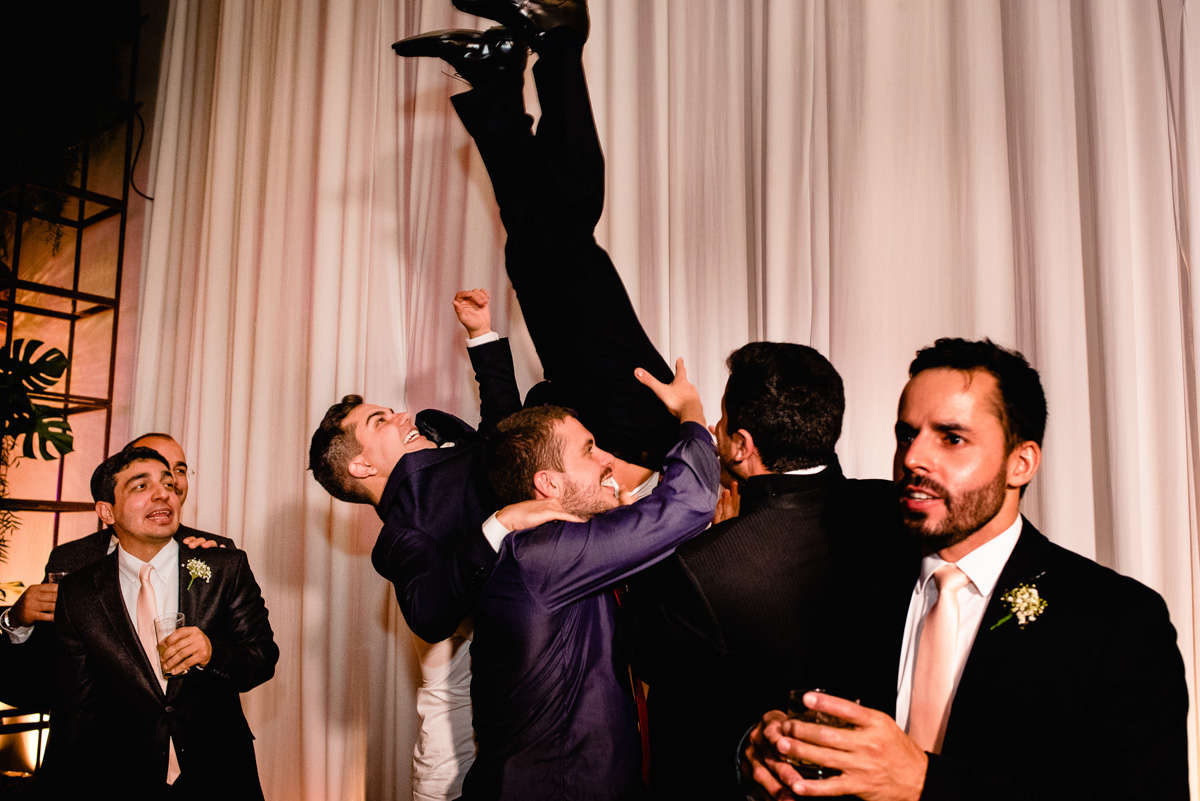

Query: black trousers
[449,41,679,470]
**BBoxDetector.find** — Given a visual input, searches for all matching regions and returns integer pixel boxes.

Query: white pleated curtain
[131,1,1200,798]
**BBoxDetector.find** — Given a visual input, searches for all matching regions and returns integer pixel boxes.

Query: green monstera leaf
[22,404,74,459]
[1,339,73,457]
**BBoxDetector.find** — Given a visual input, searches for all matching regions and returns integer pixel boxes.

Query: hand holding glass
[154,613,188,677]
[784,689,857,779]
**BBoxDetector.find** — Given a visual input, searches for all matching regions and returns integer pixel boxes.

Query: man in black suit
[0,433,233,709]
[743,338,1190,801]
[631,342,893,799]
[50,446,277,798]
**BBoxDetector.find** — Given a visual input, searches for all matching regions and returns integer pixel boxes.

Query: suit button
[164,706,174,714]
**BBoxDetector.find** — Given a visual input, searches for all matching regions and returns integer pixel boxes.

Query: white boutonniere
[989,580,1047,630]
[185,558,213,591]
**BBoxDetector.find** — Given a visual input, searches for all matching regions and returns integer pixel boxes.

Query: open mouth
[404,429,421,445]
[146,508,173,524]
[601,476,620,498]
[900,482,944,513]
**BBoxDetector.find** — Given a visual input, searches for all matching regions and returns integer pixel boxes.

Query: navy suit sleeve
[202,551,279,692]
[513,422,719,612]
[469,337,522,434]
[372,520,496,643]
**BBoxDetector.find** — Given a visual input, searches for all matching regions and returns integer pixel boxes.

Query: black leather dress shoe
[451,0,588,48]
[392,27,527,87]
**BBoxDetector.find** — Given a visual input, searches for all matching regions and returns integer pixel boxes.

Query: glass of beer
[784,689,856,780]
[154,612,188,677]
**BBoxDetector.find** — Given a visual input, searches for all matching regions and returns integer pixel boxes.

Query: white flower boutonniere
[186,558,213,591]
[989,581,1047,630]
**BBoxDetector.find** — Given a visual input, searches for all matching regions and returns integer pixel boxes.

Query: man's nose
[901,433,931,474]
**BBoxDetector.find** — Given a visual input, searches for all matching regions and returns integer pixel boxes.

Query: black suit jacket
[50,542,277,798]
[631,465,894,799]
[823,520,1190,801]
[370,337,522,643]
[0,524,236,709]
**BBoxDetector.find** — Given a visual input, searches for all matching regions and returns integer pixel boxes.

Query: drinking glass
[784,688,856,780]
[154,612,188,677]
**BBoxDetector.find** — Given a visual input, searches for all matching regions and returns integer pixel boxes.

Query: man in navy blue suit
[462,362,719,801]
[308,292,523,644]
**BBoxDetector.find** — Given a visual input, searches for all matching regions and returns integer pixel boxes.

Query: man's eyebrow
[122,470,153,487]
[932,422,971,435]
[365,410,386,425]
[582,438,594,454]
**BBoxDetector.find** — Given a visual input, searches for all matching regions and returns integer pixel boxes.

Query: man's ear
[732,429,758,463]
[532,470,560,499]
[347,454,377,481]
[95,501,115,526]
[1006,440,1041,489]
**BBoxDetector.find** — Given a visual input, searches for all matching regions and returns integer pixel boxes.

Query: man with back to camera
[49,445,277,798]
[459,360,719,801]
[629,342,894,799]
[741,338,1189,801]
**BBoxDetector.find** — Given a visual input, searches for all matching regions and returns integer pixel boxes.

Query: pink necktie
[908,563,971,753]
[135,564,181,783]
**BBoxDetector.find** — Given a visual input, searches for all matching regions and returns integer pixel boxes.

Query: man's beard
[560,473,618,520]
[898,466,1007,554]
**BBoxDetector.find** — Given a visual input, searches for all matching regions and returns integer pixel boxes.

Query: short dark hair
[309,394,372,505]
[908,337,1047,449]
[91,446,171,503]
[723,342,845,471]
[486,405,573,507]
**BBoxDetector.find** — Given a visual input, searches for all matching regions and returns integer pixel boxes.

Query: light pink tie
[908,563,971,753]
[135,564,181,783]
[136,564,164,684]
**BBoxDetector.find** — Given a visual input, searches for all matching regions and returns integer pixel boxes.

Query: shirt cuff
[5,623,33,644]
[466,331,501,348]
[481,512,511,553]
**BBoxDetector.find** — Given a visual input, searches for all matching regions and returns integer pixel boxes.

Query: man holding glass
[47,445,277,798]
[0,433,232,707]
[742,339,1189,801]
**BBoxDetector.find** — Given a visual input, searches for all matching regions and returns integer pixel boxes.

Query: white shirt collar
[117,536,179,580]
[916,515,1023,597]
[785,464,827,476]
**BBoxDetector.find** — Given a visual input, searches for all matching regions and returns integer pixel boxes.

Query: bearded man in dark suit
[630,342,894,799]
[49,446,277,799]
[743,338,1189,801]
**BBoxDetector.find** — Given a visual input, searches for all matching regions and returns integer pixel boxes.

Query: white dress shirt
[411,628,476,801]
[894,516,1022,732]
[117,539,180,630]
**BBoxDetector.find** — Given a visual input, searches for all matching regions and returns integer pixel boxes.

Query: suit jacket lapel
[943,521,1049,743]
[93,553,164,699]
[171,548,212,701]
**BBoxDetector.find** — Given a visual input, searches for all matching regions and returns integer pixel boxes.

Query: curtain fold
[134,2,1199,798]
